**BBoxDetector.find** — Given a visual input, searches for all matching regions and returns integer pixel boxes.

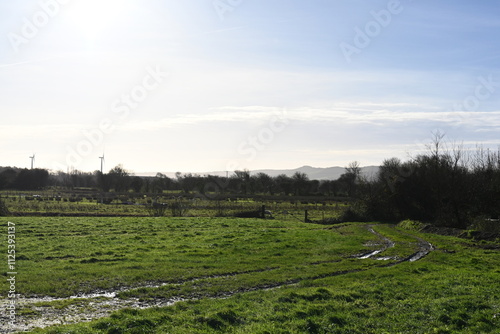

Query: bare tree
[346,161,361,179]
[339,161,362,197]
[427,130,446,160]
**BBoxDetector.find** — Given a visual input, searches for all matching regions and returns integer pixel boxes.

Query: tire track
[397,229,435,262]
[355,225,396,260]
[357,224,434,264]
[0,224,434,333]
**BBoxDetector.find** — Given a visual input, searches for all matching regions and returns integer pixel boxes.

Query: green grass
[29,248,500,333]
[398,219,428,231]
[1,191,347,219]
[2,217,499,333]
[2,217,377,298]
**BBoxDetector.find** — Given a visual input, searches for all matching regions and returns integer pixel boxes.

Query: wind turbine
[98,153,106,205]
[29,154,35,169]
[99,154,105,174]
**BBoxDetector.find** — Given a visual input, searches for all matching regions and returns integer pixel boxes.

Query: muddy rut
[1,225,433,333]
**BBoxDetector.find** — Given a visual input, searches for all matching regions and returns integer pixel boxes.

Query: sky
[1,0,500,174]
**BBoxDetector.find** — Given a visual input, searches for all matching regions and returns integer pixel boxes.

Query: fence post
[304,210,308,223]
[261,205,266,219]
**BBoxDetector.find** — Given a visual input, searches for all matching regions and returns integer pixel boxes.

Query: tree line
[0,168,50,190]
[2,134,499,230]
[0,165,357,197]
[350,134,500,229]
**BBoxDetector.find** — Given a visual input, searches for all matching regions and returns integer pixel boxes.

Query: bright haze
[1,0,499,174]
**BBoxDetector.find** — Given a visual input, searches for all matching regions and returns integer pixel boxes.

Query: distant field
[0,191,347,220]
[1,217,499,333]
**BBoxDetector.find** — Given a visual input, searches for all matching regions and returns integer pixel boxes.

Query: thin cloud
[0,56,62,69]
[116,105,500,133]
[0,124,82,139]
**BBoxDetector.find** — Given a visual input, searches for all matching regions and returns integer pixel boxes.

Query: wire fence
[0,191,348,222]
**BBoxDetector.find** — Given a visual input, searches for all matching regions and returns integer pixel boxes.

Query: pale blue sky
[1,0,500,173]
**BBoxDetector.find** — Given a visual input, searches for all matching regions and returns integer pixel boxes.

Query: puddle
[0,226,435,333]
[408,241,434,262]
[358,249,383,259]
[0,295,182,334]
[69,291,117,299]
[0,268,281,334]
[356,226,395,260]
[356,225,434,263]
[395,229,434,263]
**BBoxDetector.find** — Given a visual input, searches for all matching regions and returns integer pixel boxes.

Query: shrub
[0,197,9,216]
[170,197,190,217]
[470,216,500,234]
[338,206,366,223]
[398,219,427,231]
[232,209,261,218]
[149,203,168,217]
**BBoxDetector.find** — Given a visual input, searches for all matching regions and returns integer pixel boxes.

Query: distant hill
[138,165,380,181]
[249,165,380,180]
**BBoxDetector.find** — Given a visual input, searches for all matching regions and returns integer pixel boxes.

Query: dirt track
[357,225,434,263]
[1,224,434,333]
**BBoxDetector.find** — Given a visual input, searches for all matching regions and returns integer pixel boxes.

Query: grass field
[0,191,348,220]
[1,217,499,333]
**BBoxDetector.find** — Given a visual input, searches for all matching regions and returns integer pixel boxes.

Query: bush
[398,219,427,231]
[232,209,261,218]
[470,216,500,234]
[170,198,190,217]
[0,197,9,216]
[338,206,367,223]
[149,203,168,217]
[314,206,366,224]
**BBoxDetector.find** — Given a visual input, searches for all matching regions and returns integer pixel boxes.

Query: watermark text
[6,221,17,328]
[8,0,71,53]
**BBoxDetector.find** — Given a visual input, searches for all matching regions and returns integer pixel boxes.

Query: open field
[1,217,499,333]
[0,191,347,221]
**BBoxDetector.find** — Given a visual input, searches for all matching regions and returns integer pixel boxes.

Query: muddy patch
[0,225,435,333]
[0,268,280,334]
[355,226,396,260]
[407,238,434,262]
[356,225,434,263]
[0,295,181,334]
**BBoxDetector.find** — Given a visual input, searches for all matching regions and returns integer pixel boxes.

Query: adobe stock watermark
[380,159,415,194]
[339,0,404,64]
[438,73,499,148]
[6,222,18,329]
[452,74,498,113]
[53,65,168,170]
[213,0,243,20]
[234,108,290,165]
[8,0,71,53]
[200,108,290,197]
[357,74,498,198]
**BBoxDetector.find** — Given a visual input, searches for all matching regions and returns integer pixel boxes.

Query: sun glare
[67,0,132,42]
